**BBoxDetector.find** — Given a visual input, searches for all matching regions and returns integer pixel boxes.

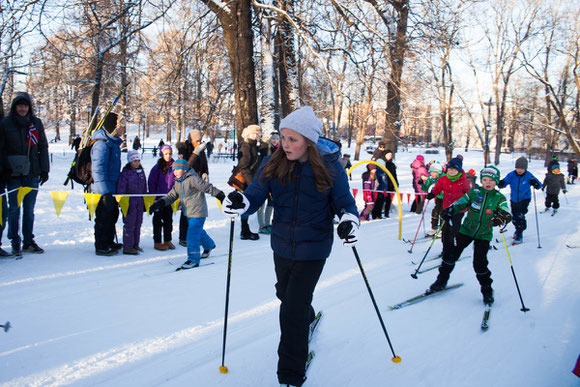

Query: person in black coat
[0,101,11,257]
[0,92,49,255]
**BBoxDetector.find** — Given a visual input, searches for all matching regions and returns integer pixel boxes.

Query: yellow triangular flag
[143,196,156,215]
[115,195,130,217]
[84,193,102,218]
[50,191,69,217]
[17,187,34,207]
[216,197,222,212]
[171,198,180,215]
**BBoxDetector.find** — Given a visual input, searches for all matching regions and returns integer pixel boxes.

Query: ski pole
[499,229,530,312]
[407,199,430,253]
[351,246,401,363]
[1,321,11,332]
[219,217,235,374]
[563,191,568,204]
[411,220,445,279]
[532,189,541,248]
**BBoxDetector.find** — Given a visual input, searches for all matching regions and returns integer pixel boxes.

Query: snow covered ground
[1,137,579,387]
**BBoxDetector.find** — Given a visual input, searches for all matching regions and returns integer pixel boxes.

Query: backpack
[66,139,105,188]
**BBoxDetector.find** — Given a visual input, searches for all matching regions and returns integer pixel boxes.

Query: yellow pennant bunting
[171,198,180,215]
[216,197,222,212]
[50,191,69,217]
[84,193,102,218]
[115,195,130,217]
[143,196,156,215]
[17,187,34,207]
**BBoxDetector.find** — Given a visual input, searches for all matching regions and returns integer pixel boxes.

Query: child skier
[421,161,444,236]
[148,144,175,250]
[542,163,567,215]
[567,158,578,185]
[428,166,512,305]
[116,150,148,255]
[426,157,471,259]
[498,156,542,244]
[360,164,378,221]
[148,158,225,269]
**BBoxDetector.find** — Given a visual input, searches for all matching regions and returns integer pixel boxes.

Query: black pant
[153,206,173,243]
[179,212,188,242]
[431,197,444,230]
[274,254,325,386]
[545,193,560,209]
[511,199,530,234]
[371,193,385,219]
[441,212,464,258]
[94,193,119,250]
[438,232,492,288]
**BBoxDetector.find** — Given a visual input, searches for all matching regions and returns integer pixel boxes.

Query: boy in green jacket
[427,166,512,305]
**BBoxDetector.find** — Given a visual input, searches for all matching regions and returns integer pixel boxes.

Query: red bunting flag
[407,193,411,203]
[352,189,358,198]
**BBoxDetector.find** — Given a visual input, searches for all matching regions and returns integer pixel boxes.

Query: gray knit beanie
[515,156,528,170]
[279,106,322,144]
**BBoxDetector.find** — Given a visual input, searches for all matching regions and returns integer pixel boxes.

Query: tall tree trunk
[275,0,299,117]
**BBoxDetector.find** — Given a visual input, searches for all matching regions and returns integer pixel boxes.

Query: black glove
[530,180,540,189]
[440,207,454,221]
[215,191,225,204]
[426,192,435,200]
[492,210,511,228]
[337,212,360,246]
[223,191,249,216]
[149,200,165,214]
[40,172,49,186]
[498,179,506,189]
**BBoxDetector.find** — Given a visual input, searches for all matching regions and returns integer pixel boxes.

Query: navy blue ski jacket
[243,138,358,261]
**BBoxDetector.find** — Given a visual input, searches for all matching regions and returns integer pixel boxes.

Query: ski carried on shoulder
[481,304,491,331]
[309,311,323,343]
[388,283,464,310]
[175,262,215,271]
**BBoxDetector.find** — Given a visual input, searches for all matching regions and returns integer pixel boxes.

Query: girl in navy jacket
[224,107,358,387]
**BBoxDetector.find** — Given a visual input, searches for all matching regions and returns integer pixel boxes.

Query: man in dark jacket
[0,92,49,256]
[90,112,125,256]
[0,102,12,257]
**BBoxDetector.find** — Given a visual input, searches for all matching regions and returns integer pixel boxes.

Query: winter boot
[512,232,523,245]
[96,247,117,256]
[552,208,558,216]
[154,242,168,251]
[12,243,22,257]
[427,228,437,237]
[427,276,448,294]
[240,219,259,240]
[481,285,494,305]
[179,239,187,247]
[123,247,139,255]
[111,242,123,252]
[22,240,44,254]
[180,260,199,269]
[201,245,216,259]
[0,247,13,258]
[164,241,176,250]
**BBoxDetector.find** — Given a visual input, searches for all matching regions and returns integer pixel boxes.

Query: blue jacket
[501,170,542,202]
[243,138,358,261]
[90,128,123,194]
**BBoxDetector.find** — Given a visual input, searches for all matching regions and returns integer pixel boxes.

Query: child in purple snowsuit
[148,144,175,251]
[410,155,428,214]
[117,150,147,254]
[360,164,378,221]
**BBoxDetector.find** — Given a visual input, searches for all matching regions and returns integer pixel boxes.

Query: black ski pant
[94,193,120,251]
[437,232,493,288]
[153,206,173,243]
[511,199,530,235]
[431,197,444,230]
[545,193,560,209]
[274,254,325,387]
[441,212,464,259]
[371,193,385,219]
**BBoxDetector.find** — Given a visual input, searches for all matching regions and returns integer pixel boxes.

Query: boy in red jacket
[426,157,471,258]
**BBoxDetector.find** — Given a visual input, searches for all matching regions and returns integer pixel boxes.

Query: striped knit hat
[173,158,189,171]
[480,165,500,184]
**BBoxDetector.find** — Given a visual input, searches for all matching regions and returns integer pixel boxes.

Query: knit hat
[189,129,202,143]
[551,163,560,171]
[416,155,424,162]
[429,161,442,174]
[279,106,323,144]
[480,165,500,184]
[467,169,476,176]
[447,157,463,171]
[515,156,528,170]
[173,158,189,171]
[127,150,140,163]
[160,144,172,153]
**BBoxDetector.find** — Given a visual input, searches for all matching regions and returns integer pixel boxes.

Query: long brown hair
[260,139,333,192]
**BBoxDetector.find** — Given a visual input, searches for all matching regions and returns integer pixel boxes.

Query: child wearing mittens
[148,144,176,251]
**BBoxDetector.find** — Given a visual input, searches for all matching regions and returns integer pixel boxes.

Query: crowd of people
[1,92,577,387]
